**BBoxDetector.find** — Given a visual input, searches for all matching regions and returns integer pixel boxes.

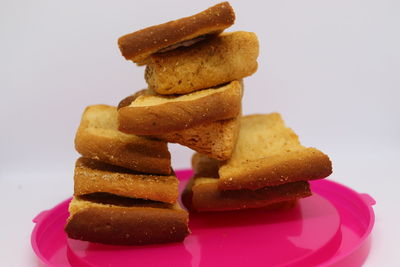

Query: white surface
[1,0,399,266]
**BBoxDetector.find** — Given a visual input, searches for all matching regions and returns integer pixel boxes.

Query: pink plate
[31,170,375,267]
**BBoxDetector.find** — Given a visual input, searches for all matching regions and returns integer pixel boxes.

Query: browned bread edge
[65,197,190,245]
[74,157,179,204]
[219,147,332,190]
[75,105,171,175]
[118,81,242,135]
[182,153,312,212]
[188,181,310,212]
[145,31,259,95]
[118,2,235,63]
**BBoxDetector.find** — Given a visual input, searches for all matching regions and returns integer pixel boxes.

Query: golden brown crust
[182,175,310,212]
[219,148,332,190]
[181,153,311,212]
[118,2,235,63]
[75,105,171,175]
[65,197,189,245]
[218,114,333,190]
[118,81,243,135]
[117,90,145,110]
[74,158,179,203]
[117,90,146,110]
[154,116,240,161]
[145,31,259,95]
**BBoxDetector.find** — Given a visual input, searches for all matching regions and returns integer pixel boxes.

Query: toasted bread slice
[118,90,241,160]
[181,153,311,212]
[218,114,332,190]
[153,116,240,161]
[118,80,243,135]
[65,195,189,245]
[74,157,178,204]
[75,105,171,175]
[145,31,259,95]
[118,2,235,64]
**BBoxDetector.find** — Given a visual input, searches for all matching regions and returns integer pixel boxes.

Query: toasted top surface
[118,80,243,135]
[228,113,301,163]
[75,104,171,174]
[144,31,259,95]
[118,82,242,109]
[69,195,180,214]
[78,104,168,147]
[118,2,235,63]
[74,157,178,203]
[79,105,143,141]
[130,83,234,107]
[218,114,332,189]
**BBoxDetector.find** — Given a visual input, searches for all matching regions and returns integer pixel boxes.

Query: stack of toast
[65,105,189,245]
[182,113,332,212]
[65,2,332,246]
[117,2,257,161]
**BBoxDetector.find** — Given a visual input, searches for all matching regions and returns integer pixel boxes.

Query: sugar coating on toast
[66,196,189,245]
[118,80,243,135]
[118,2,235,63]
[145,31,259,95]
[74,157,179,203]
[181,153,311,212]
[75,105,171,175]
[218,114,332,190]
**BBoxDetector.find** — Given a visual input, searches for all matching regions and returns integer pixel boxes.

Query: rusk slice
[75,105,171,175]
[65,195,189,245]
[118,80,243,135]
[145,31,259,95]
[154,116,240,161]
[74,157,178,204]
[182,154,311,212]
[118,2,235,63]
[183,177,309,212]
[219,114,332,190]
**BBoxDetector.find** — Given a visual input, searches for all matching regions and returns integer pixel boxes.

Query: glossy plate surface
[31,170,375,267]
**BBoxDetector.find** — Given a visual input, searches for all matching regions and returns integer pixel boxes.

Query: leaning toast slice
[182,153,311,212]
[218,114,332,190]
[74,157,179,204]
[118,2,235,64]
[75,105,171,175]
[118,80,243,135]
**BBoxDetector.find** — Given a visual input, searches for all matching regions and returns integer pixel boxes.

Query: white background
[1,0,399,266]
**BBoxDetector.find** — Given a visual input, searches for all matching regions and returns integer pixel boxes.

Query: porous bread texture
[181,153,310,212]
[66,196,189,245]
[218,114,333,190]
[74,157,179,204]
[118,2,235,63]
[75,105,171,175]
[118,91,240,160]
[118,80,243,135]
[145,31,259,95]
[154,116,240,161]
